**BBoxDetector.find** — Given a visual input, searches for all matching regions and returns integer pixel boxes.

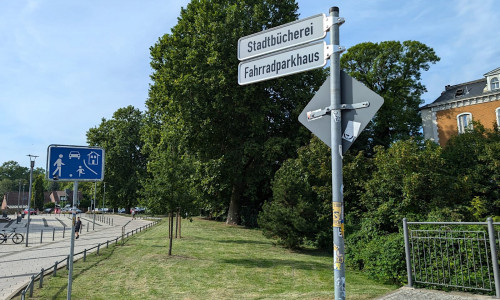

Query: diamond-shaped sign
[298,71,384,153]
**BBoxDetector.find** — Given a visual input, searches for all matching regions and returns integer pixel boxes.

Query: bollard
[87,222,89,232]
[63,226,66,238]
[112,219,113,226]
[97,244,100,255]
[39,268,44,288]
[40,230,43,244]
[66,255,69,270]
[107,240,109,248]
[54,261,58,276]
[53,228,55,241]
[84,249,87,262]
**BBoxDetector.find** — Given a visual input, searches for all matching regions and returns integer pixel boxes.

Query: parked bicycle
[0,228,24,244]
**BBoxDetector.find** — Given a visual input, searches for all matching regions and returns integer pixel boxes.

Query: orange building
[421,67,500,146]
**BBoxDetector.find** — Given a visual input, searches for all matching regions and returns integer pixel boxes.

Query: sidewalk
[0,214,155,300]
[376,286,495,300]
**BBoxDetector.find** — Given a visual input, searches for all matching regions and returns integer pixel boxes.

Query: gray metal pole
[93,181,97,228]
[102,182,106,211]
[67,181,78,300]
[25,156,37,247]
[330,7,345,300]
[403,218,413,287]
[18,180,21,213]
[487,217,500,298]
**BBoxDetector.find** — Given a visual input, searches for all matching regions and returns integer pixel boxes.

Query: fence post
[53,228,55,241]
[487,217,500,298]
[63,226,66,238]
[403,218,413,288]
[54,261,58,276]
[21,290,25,300]
[39,268,44,288]
[29,275,34,297]
[40,230,43,244]
[97,243,100,255]
[66,255,69,270]
[84,249,87,262]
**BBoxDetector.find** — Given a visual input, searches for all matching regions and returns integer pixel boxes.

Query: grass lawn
[30,217,398,299]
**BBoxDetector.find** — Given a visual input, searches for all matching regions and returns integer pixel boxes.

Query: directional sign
[298,71,384,153]
[238,41,330,85]
[46,145,105,181]
[238,14,328,61]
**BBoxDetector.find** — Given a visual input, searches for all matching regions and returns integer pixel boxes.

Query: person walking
[75,217,82,239]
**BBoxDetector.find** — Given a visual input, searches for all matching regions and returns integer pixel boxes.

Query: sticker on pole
[46,145,105,181]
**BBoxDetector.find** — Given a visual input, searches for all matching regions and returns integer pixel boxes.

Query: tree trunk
[226,183,242,225]
[168,211,174,255]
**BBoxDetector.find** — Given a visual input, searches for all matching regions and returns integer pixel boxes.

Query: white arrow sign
[238,41,330,85]
[238,14,329,61]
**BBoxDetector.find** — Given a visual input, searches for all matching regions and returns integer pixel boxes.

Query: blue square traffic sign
[46,145,105,181]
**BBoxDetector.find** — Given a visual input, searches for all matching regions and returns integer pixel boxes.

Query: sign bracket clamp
[307,101,370,121]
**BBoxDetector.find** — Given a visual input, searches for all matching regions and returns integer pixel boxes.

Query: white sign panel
[238,41,328,85]
[238,14,327,61]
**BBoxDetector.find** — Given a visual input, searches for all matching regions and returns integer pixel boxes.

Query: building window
[457,113,472,134]
[492,77,499,90]
[497,108,500,127]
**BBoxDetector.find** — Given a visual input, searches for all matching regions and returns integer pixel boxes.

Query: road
[0,213,155,300]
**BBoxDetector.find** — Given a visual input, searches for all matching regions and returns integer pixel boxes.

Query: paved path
[0,214,155,300]
[376,286,494,300]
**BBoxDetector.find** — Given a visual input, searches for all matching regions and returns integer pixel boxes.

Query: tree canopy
[86,105,146,211]
[145,0,326,224]
[340,40,440,153]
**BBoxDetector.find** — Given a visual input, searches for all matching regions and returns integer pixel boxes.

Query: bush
[347,232,406,285]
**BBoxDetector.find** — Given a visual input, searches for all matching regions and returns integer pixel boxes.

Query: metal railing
[403,218,500,297]
[18,220,159,299]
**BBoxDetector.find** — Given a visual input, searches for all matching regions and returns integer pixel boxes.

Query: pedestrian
[75,217,82,239]
[131,209,135,219]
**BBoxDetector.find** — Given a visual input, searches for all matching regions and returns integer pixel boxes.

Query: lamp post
[17,180,21,223]
[26,154,38,247]
[102,182,106,211]
[17,180,21,211]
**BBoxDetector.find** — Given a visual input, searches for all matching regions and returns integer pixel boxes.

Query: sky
[1,0,499,169]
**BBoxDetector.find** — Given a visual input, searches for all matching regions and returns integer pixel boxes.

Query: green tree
[340,41,440,153]
[259,137,332,249]
[32,174,45,211]
[86,106,146,212]
[0,161,29,196]
[442,122,500,219]
[145,0,325,225]
[360,139,452,234]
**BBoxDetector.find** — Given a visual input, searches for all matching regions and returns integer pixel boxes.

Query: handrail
[19,220,159,299]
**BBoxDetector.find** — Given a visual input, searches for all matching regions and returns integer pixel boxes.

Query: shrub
[347,232,406,285]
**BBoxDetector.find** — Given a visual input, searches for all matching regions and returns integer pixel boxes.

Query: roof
[485,67,500,76]
[421,78,487,109]
[422,66,500,110]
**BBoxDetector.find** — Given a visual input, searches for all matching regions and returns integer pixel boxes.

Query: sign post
[329,7,346,300]
[238,7,383,300]
[46,145,104,300]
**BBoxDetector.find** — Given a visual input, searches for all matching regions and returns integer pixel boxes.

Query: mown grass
[30,218,397,299]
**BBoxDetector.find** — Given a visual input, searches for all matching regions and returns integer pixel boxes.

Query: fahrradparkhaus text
[243,51,320,79]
